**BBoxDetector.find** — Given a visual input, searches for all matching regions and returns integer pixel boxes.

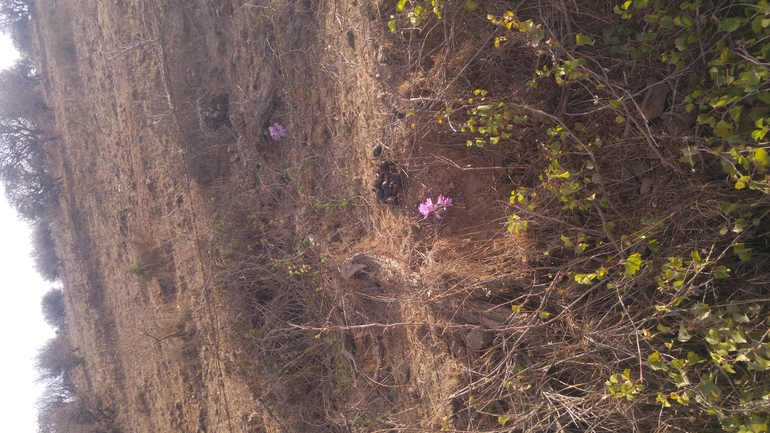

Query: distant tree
[31,220,60,281]
[2,164,56,221]
[0,0,31,34]
[40,287,65,329]
[34,331,81,382]
[35,376,73,432]
[0,58,57,222]
[0,58,48,120]
[37,389,119,433]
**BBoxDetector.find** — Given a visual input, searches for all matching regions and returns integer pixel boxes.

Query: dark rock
[639,79,671,121]
[465,328,492,351]
[197,93,230,131]
[390,173,401,187]
[374,188,385,201]
[382,181,393,196]
[373,145,383,158]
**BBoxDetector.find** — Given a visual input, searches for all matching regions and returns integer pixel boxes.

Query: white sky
[0,35,55,432]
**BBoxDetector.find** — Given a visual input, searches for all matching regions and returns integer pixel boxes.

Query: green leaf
[697,377,716,396]
[575,243,587,254]
[539,311,551,320]
[690,303,710,320]
[464,0,479,10]
[721,202,740,214]
[576,33,595,46]
[687,352,702,364]
[734,243,752,262]
[714,120,734,139]
[625,253,643,276]
[675,37,687,51]
[731,328,747,344]
[388,19,397,34]
[645,14,659,23]
[746,415,769,433]
[396,0,408,12]
[647,239,660,251]
[603,222,616,233]
[648,351,669,371]
[714,266,731,279]
[748,354,770,371]
[680,145,698,166]
[659,16,674,28]
[721,418,738,431]
[753,148,770,168]
[609,99,622,109]
[669,371,690,387]
[498,416,510,426]
[721,17,741,32]
[735,175,751,190]
[733,218,748,233]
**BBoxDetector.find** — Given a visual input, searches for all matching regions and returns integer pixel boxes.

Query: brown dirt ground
[32,0,721,431]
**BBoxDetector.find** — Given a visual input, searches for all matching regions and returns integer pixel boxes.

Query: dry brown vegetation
[11,0,770,431]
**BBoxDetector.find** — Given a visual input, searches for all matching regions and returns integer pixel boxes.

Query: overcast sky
[0,34,56,432]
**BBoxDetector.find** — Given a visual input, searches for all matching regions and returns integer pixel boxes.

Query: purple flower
[419,195,453,220]
[269,123,287,140]
[418,198,436,219]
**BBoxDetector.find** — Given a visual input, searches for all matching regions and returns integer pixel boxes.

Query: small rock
[373,145,383,158]
[377,63,391,80]
[639,79,671,121]
[640,177,653,196]
[629,160,649,177]
[382,181,393,196]
[465,328,492,351]
[390,173,401,187]
[377,46,390,64]
[374,188,385,201]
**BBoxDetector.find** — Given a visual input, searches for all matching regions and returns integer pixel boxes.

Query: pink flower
[419,195,453,220]
[418,198,436,219]
[269,123,287,140]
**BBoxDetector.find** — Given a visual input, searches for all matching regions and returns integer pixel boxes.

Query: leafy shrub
[34,331,81,382]
[31,220,60,282]
[40,287,66,330]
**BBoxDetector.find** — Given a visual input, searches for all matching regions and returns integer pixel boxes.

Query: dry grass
[173,0,770,430]
[33,0,770,431]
